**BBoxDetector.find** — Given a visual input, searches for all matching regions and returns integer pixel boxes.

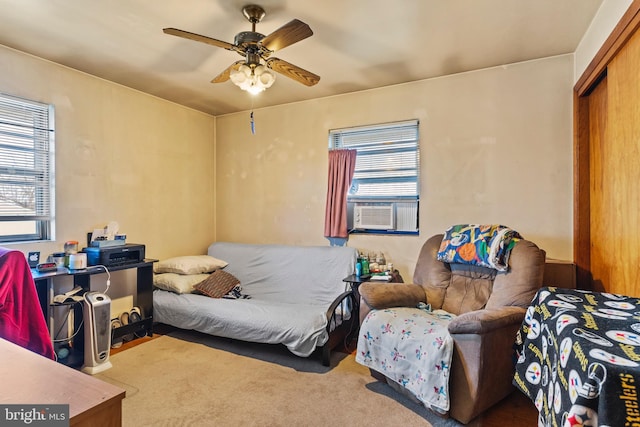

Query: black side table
[343,273,371,302]
[342,274,371,342]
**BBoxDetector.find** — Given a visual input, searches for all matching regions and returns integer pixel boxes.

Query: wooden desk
[0,338,125,426]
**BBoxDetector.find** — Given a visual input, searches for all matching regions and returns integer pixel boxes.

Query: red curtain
[324,149,357,238]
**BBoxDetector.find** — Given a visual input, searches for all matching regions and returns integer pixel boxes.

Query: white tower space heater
[81,292,113,375]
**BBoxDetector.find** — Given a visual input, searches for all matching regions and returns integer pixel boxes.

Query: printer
[83,243,145,267]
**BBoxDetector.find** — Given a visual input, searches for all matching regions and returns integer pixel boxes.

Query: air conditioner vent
[354,205,394,230]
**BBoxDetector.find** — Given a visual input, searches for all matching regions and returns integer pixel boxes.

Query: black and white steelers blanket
[513,287,640,427]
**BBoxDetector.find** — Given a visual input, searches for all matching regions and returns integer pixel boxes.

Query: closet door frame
[574,1,640,288]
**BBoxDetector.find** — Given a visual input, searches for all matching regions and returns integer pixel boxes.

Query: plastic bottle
[64,240,78,268]
[361,256,370,275]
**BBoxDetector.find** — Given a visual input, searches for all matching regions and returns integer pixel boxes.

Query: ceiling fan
[163,4,320,94]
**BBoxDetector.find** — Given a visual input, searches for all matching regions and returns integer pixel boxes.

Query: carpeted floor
[96,329,463,426]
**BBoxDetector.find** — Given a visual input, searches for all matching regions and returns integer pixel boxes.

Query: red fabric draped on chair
[324,149,357,239]
[0,248,55,359]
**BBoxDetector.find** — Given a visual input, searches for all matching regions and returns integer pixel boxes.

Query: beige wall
[574,0,633,82]
[0,45,217,261]
[4,11,620,282]
[216,55,574,282]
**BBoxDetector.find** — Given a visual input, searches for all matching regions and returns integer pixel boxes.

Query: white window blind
[0,93,55,242]
[329,120,419,234]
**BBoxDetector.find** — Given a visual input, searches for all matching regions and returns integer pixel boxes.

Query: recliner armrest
[359,282,426,310]
[448,306,526,334]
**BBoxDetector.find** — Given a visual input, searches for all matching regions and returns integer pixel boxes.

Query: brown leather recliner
[358,234,546,424]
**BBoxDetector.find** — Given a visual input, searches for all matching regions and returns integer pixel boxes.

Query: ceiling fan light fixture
[230,63,276,95]
[164,5,318,91]
[241,64,252,77]
[257,71,275,87]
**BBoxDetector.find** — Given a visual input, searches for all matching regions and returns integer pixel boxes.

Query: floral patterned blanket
[436,224,521,272]
[356,306,456,414]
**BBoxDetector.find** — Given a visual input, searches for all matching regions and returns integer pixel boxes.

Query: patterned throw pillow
[194,270,241,298]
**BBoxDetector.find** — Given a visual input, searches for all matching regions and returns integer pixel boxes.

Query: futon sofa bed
[153,242,358,365]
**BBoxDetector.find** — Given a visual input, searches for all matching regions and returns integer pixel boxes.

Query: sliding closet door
[606,29,640,296]
[588,79,609,292]
[589,29,640,296]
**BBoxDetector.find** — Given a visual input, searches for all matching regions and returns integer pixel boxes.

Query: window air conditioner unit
[354,205,395,230]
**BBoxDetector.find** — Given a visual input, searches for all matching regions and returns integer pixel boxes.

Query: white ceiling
[0,0,603,116]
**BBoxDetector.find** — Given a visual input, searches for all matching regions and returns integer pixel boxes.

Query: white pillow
[154,255,228,275]
[153,273,210,294]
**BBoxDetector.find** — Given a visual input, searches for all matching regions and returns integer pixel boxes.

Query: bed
[153,242,358,365]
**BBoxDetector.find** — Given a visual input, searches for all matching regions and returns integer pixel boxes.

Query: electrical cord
[51,264,112,362]
[52,301,84,343]
[342,294,357,351]
[52,263,111,345]
[88,264,111,294]
[341,281,362,351]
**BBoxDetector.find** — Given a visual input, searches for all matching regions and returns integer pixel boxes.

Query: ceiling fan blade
[260,19,313,52]
[211,61,244,83]
[163,28,235,51]
[266,58,320,87]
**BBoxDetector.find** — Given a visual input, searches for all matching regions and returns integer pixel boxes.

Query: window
[329,120,419,234]
[0,93,55,243]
